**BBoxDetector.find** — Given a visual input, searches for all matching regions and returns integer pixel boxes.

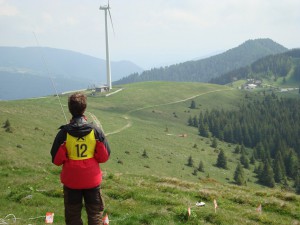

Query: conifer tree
[224,124,234,143]
[211,137,218,148]
[193,115,198,127]
[234,163,245,185]
[294,170,300,195]
[250,154,256,164]
[260,161,275,188]
[234,145,240,154]
[192,168,198,176]
[187,156,194,167]
[273,159,284,183]
[240,144,246,154]
[188,116,193,126]
[198,160,204,172]
[216,149,227,169]
[3,119,12,133]
[199,123,209,137]
[254,142,265,160]
[255,162,264,179]
[273,152,286,183]
[285,151,298,179]
[190,100,196,109]
[240,152,250,169]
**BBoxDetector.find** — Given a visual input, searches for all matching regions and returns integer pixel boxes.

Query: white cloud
[0,0,18,16]
[1,0,300,68]
[63,17,78,26]
[42,12,54,24]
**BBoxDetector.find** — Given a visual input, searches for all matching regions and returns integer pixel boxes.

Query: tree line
[210,49,300,85]
[187,94,300,193]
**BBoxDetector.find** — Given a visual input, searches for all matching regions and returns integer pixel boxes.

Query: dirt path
[127,88,231,113]
[88,88,232,136]
[105,116,132,136]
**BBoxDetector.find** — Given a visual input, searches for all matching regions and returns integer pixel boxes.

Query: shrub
[142,149,149,158]
[2,119,10,128]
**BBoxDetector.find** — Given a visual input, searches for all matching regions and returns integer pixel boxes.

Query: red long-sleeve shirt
[50,116,110,189]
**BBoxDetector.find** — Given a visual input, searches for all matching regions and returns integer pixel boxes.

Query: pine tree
[240,144,246,154]
[260,161,275,188]
[193,115,198,127]
[234,145,240,154]
[294,170,300,195]
[3,119,12,133]
[240,152,250,169]
[211,137,218,148]
[273,152,286,183]
[188,116,193,126]
[273,159,284,183]
[192,168,198,176]
[199,123,209,138]
[187,156,194,167]
[250,154,256,164]
[234,163,245,185]
[198,161,204,172]
[254,142,265,160]
[285,151,298,179]
[255,162,264,179]
[190,100,196,109]
[216,149,228,169]
[224,124,234,143]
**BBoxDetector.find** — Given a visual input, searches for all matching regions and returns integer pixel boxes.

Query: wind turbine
[100,0,114,90]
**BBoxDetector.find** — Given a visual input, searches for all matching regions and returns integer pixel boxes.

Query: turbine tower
[100,1,114,90]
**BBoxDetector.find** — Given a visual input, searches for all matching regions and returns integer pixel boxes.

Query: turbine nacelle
[99,5,110,10]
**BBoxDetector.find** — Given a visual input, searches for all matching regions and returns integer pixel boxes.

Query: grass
[0,81,299,224]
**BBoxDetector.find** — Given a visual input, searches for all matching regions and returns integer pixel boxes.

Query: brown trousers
[63,186,105,225]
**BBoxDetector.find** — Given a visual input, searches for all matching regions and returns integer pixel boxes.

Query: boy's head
[68,92,87,117]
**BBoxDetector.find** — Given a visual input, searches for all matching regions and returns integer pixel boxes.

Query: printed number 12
[75,144,88,158]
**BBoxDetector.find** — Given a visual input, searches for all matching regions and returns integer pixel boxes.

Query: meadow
[0,81,299,224]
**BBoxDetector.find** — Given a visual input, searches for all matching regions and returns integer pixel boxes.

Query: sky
[1,0,300,69]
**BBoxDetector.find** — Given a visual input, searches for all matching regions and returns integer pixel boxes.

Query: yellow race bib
[66,130,96,160]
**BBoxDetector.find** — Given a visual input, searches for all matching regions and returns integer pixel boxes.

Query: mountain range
[114,38,288,84]
[0,38,291,100]
[0,47,143,100]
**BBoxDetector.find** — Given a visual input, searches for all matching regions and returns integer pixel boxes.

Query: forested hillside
[188,94,300,192]
[114,38,288,85]
[211,49,300,84]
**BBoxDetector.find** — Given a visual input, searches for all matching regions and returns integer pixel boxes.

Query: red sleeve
[53,143,68,166]
[94,140,110,163]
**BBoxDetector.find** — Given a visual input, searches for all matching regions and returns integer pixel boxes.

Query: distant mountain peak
[114,38,288,85]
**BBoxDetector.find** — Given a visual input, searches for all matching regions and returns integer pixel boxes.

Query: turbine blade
[108,8,115,35]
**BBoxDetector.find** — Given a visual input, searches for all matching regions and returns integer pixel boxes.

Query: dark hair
[68,92,87,117]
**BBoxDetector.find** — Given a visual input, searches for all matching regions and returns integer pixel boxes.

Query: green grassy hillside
[0,81,299,224]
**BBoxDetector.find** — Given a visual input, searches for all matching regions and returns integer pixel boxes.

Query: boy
[51,92,110,225]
